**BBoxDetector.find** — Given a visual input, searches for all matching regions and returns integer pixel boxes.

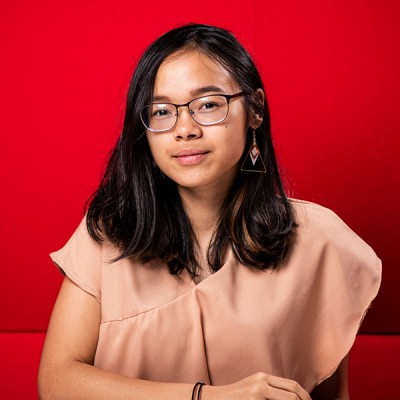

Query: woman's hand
[205,372,311,400]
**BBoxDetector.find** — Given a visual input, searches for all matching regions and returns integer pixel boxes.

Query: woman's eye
[152,109,171,118]
[199,102,219,112]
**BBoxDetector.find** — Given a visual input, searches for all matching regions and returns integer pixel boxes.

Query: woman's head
[122,24,271,185]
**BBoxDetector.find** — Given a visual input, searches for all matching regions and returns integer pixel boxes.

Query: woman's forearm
[38,359,194,400]
[38,362,312,400]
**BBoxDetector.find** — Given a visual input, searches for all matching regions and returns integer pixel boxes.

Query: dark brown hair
[86,23,296,278]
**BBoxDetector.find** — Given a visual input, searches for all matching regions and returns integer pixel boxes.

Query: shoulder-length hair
[86,23,297,277]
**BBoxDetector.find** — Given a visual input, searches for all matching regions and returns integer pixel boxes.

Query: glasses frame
[140,91,248,133]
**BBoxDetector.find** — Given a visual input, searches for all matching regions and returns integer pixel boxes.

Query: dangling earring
[240,130,267,173]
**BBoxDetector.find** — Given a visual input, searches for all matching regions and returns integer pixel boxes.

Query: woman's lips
[172,149,209,166]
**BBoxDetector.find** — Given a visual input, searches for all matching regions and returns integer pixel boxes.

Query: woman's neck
[178,184,228,281]
[178,172,235,238]
[179,186,224,238]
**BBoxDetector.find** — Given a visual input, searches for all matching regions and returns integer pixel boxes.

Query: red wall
[0,1,398,332]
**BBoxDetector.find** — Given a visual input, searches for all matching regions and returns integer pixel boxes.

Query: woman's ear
[250,88,265,129]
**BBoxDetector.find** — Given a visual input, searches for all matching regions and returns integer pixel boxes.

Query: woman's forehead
[153,50,239,99]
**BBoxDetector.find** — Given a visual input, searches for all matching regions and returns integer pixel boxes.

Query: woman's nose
[173,107,202,140]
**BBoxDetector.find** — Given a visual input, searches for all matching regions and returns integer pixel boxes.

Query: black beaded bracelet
[191,382,206,400]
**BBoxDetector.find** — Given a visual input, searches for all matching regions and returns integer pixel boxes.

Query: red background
[0,0,398,336]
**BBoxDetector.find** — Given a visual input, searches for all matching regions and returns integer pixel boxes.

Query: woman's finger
[266,375,311,400]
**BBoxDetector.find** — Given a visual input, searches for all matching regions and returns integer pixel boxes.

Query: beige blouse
[50,200,382,393]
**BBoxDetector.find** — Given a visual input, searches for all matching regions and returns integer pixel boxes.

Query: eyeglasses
[140,92,247,133]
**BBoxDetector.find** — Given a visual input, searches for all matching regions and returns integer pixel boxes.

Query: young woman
[38,24,381,400]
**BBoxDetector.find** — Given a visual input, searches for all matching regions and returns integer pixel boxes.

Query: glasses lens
[141,103,177,132]
[190,95,228,125]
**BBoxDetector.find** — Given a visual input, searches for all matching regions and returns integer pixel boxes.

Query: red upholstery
[0,333,45,399]
[349,335,400,399]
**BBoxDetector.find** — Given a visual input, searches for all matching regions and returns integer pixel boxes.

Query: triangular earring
[240,130,267,173]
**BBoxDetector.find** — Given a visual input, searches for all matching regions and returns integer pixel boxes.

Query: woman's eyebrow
[152,86,225,103]
[152,95,171,102]
[190,85,225,97]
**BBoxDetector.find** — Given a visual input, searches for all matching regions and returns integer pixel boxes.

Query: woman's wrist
[200,384,220,400]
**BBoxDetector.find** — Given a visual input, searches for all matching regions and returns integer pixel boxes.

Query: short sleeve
[50,217,102,302]
[288,200,382,390]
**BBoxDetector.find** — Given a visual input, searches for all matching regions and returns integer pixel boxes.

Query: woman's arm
[39,276,311,400]
[310,355,349,400]
[38,276,194,400]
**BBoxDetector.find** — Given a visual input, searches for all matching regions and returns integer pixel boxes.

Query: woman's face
[145,51,249,193]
